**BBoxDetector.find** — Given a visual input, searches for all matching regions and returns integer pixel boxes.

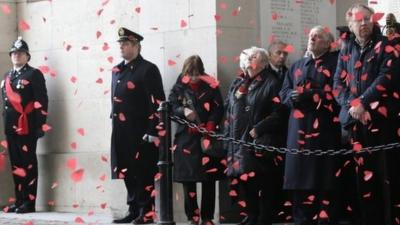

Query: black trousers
[123,170,155,218]
[292,190,338,225]
[6,134,38,207]
[182,181,215,221]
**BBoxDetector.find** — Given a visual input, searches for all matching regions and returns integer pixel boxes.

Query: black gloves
[290,89,314,103]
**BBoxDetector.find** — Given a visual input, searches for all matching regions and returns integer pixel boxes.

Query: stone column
[0,0,17,207]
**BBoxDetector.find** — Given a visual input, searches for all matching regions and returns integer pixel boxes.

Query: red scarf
[5,76,34,135]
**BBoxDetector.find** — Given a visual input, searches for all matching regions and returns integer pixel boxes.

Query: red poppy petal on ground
[1,140,7,149]
[328,0,336,5]
[81,46,89,50]
[23,221,34,225]
[189,192,196,198]
[101,155,108,162]
[19,20,30,31]
[13,167,26,177]
[214,14,222,21]
[71,169,84,182]
[1,4,12,14]
[96,78,103,84]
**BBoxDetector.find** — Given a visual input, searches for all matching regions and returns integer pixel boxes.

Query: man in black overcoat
[110,27,165,224]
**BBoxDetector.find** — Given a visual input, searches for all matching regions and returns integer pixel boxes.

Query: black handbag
[183,92,226,158]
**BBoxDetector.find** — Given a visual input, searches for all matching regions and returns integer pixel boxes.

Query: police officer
[111,28,165,224]
[2,37,48,214]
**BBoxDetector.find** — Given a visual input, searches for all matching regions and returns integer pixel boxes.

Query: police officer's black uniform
[2,37,48,214]
[111,28,165,224]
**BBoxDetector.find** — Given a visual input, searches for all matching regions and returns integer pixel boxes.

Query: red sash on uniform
[5,76,34,135]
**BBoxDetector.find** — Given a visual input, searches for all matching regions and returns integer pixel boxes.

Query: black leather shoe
[15,204,35,214]
[132,216,154,224]
[5,204,20,213]
[113,212,137,223]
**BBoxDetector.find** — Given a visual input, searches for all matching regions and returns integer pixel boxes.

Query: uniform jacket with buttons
[1,64,48,138]
[110,55,165,179]
[224,67,286,177]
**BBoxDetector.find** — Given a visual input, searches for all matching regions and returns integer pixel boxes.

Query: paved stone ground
[0,212,248,225]
[0,212,295,225]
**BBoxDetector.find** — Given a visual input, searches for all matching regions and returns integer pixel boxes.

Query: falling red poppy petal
[71,169,84,182]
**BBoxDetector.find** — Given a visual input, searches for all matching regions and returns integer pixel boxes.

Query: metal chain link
[170,115,400,156]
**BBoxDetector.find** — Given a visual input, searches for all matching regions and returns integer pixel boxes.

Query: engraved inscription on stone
[260,0,336,62]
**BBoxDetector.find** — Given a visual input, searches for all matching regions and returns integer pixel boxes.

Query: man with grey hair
[225,46,287,225]
[334,3,400,225]
[280,25,341,225]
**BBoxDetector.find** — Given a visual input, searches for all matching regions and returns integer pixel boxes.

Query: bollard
[157,101,175,225]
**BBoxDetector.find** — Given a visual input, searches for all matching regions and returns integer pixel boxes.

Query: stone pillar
[0,0,17,207]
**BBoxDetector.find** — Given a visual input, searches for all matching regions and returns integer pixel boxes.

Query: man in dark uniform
[2,37,48,214]
[111,27,165,224]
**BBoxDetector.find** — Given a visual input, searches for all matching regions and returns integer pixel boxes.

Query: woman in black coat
[224,47,287,225]
[169,55,225,225]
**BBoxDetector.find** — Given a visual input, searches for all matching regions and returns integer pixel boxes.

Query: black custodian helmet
[9,36,31,59]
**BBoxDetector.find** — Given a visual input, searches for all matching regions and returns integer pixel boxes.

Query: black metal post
[157,101,175,225]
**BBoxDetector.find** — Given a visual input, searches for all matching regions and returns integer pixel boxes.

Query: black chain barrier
[170,115,400,156]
